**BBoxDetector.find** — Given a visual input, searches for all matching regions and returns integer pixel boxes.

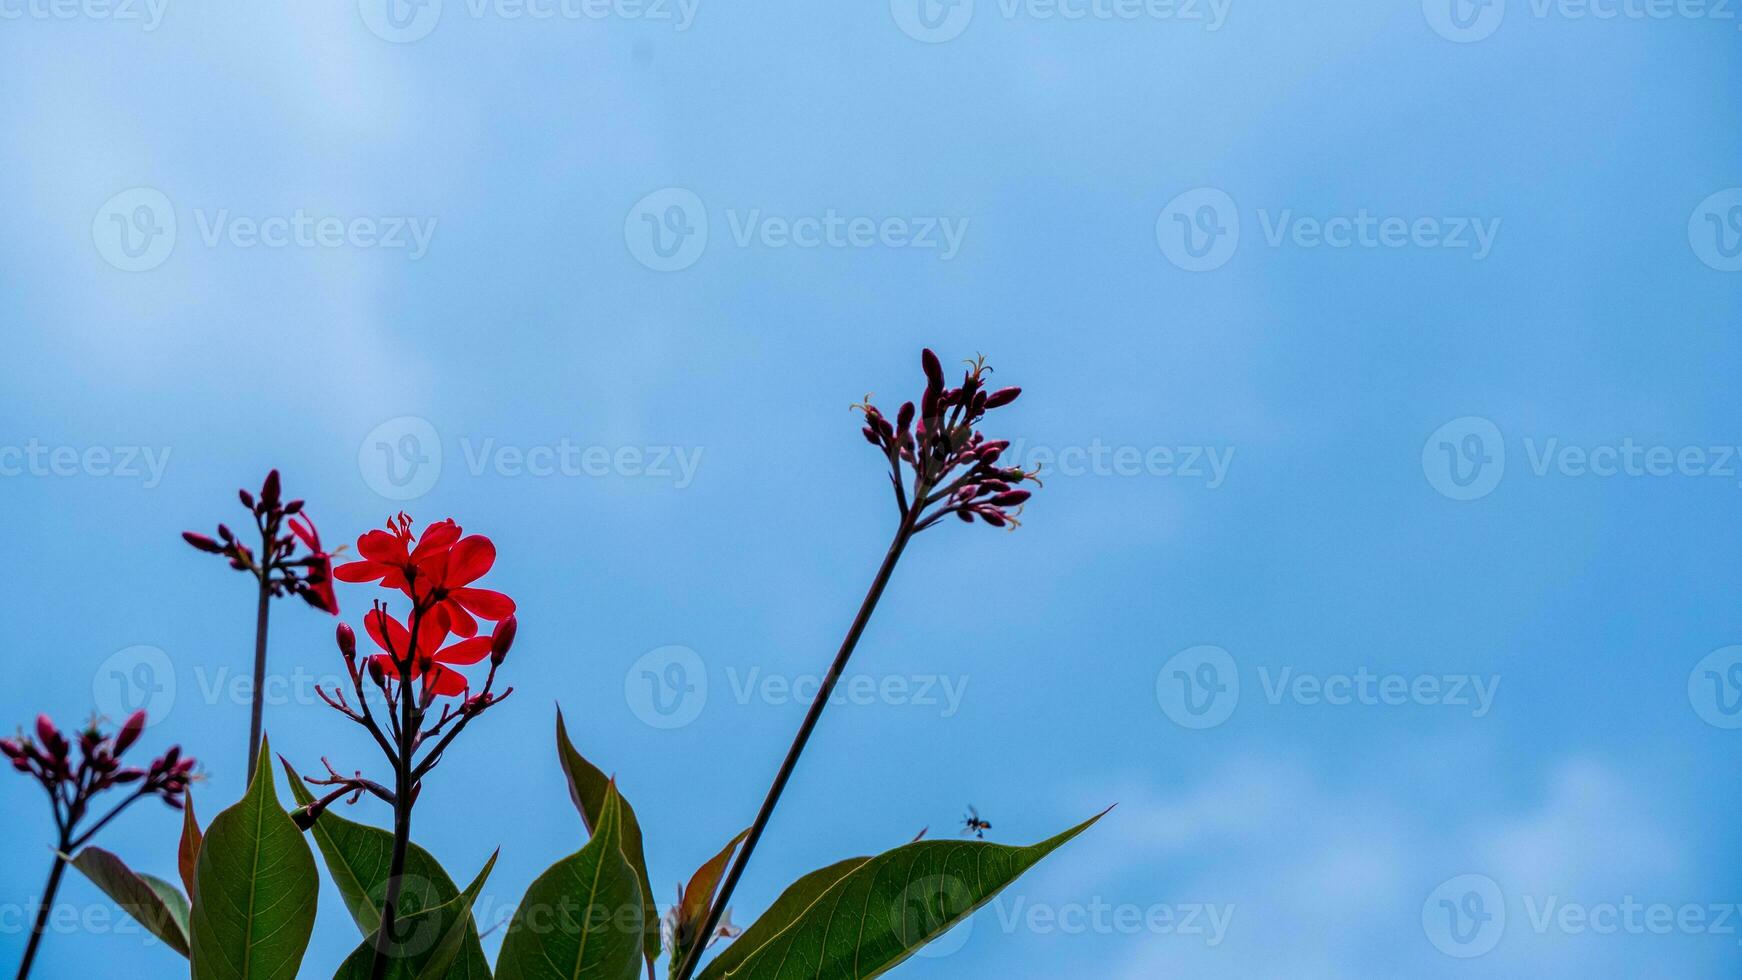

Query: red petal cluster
[333,513,517,698]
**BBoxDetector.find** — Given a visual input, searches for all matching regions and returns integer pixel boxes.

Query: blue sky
[2,0,1740,976]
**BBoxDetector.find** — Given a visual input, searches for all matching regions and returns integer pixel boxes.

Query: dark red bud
[239,489,255,509]
[990,490,1031,506]
[897,402,915,430]
[980,509,1008,527]
[35,715,57,748]
[336,623,357,659]
[922,348,944,390]
[217,523,235,542]
[113,710,147,755]
[491,616,517,666]
[367,658,387,687]
[985,387,1021,408]
[183,531,224,554]
[284,499,304,515]
[261,469,281,506]
[862,427,881,446]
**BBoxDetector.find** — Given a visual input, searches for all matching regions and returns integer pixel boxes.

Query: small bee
[962,805,992,840]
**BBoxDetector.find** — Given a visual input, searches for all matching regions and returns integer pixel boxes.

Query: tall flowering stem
[183,469,338,775]
[672,348,1038,980]
[293,514,517,980]
[3,711,193,980]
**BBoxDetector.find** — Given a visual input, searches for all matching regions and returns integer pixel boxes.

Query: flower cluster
[2,711,194,841]
[183,469,339,615]
[856,349,1040,530]
[298,514,516,824]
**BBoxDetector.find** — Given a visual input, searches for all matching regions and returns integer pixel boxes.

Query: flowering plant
[11,349,1099,980]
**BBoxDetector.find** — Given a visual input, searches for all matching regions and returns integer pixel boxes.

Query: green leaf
[701,810,1107,980]
[495,783,646,980]
[187,735,319,980]
[695,859,868,980]
[69,846,190,957]
[329,851,498,980]
[282,760,493,980]
[555,706,660,969]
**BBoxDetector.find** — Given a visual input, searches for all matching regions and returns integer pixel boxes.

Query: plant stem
[672,515,918,980]
[247,580,271,776]
[16,840,71,980]
[370,617,422,980]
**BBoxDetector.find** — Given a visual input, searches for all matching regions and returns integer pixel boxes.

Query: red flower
[333,514,514,638]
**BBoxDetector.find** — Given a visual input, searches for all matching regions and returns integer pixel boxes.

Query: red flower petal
[411,519,462,561]
[356,529,405,563]
[426,664,469,697]
[452,588,515,620]
[333,560,387,583]
[365,609,410,656]
[435,636,493,666]
[442,599,479,639]
[447,536,496,587]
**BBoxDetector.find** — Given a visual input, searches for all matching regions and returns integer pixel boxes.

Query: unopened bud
[260,469,281,507]
[985,386,1021,408]
[113,710,147,755]
[491,616,517,666]
[182,531,224,554]
[367,658,387,688]
[239,489,255,510]
[336,623,357,659]
[921,348,944,390]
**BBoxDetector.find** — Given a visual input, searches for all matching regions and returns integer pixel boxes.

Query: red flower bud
[113,710,147,755]
[336,623,357,659]
[985,386,1021,408]
[239,489,255,510]
[367,658,387,687]
[183,531,224,553]
[491,616,517,666]
[35,715,58,749]
[260,469,281,507]
[990,490,1031,506]
[922,348,944,390]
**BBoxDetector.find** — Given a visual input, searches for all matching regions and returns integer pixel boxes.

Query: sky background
[3,0,1741,976]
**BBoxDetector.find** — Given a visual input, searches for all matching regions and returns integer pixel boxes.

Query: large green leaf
[555,707,660,970]
[69,846,190,957]
[329,852,497,980]
[282,760,493,980]
[495,783,646,980]
[702,810,1106,979]
[695,858,868,980]
[187,735,319,980]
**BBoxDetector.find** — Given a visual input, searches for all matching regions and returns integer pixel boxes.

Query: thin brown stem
[15,837,70,980]
[672,512,919,980]
[247,579,271,776]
